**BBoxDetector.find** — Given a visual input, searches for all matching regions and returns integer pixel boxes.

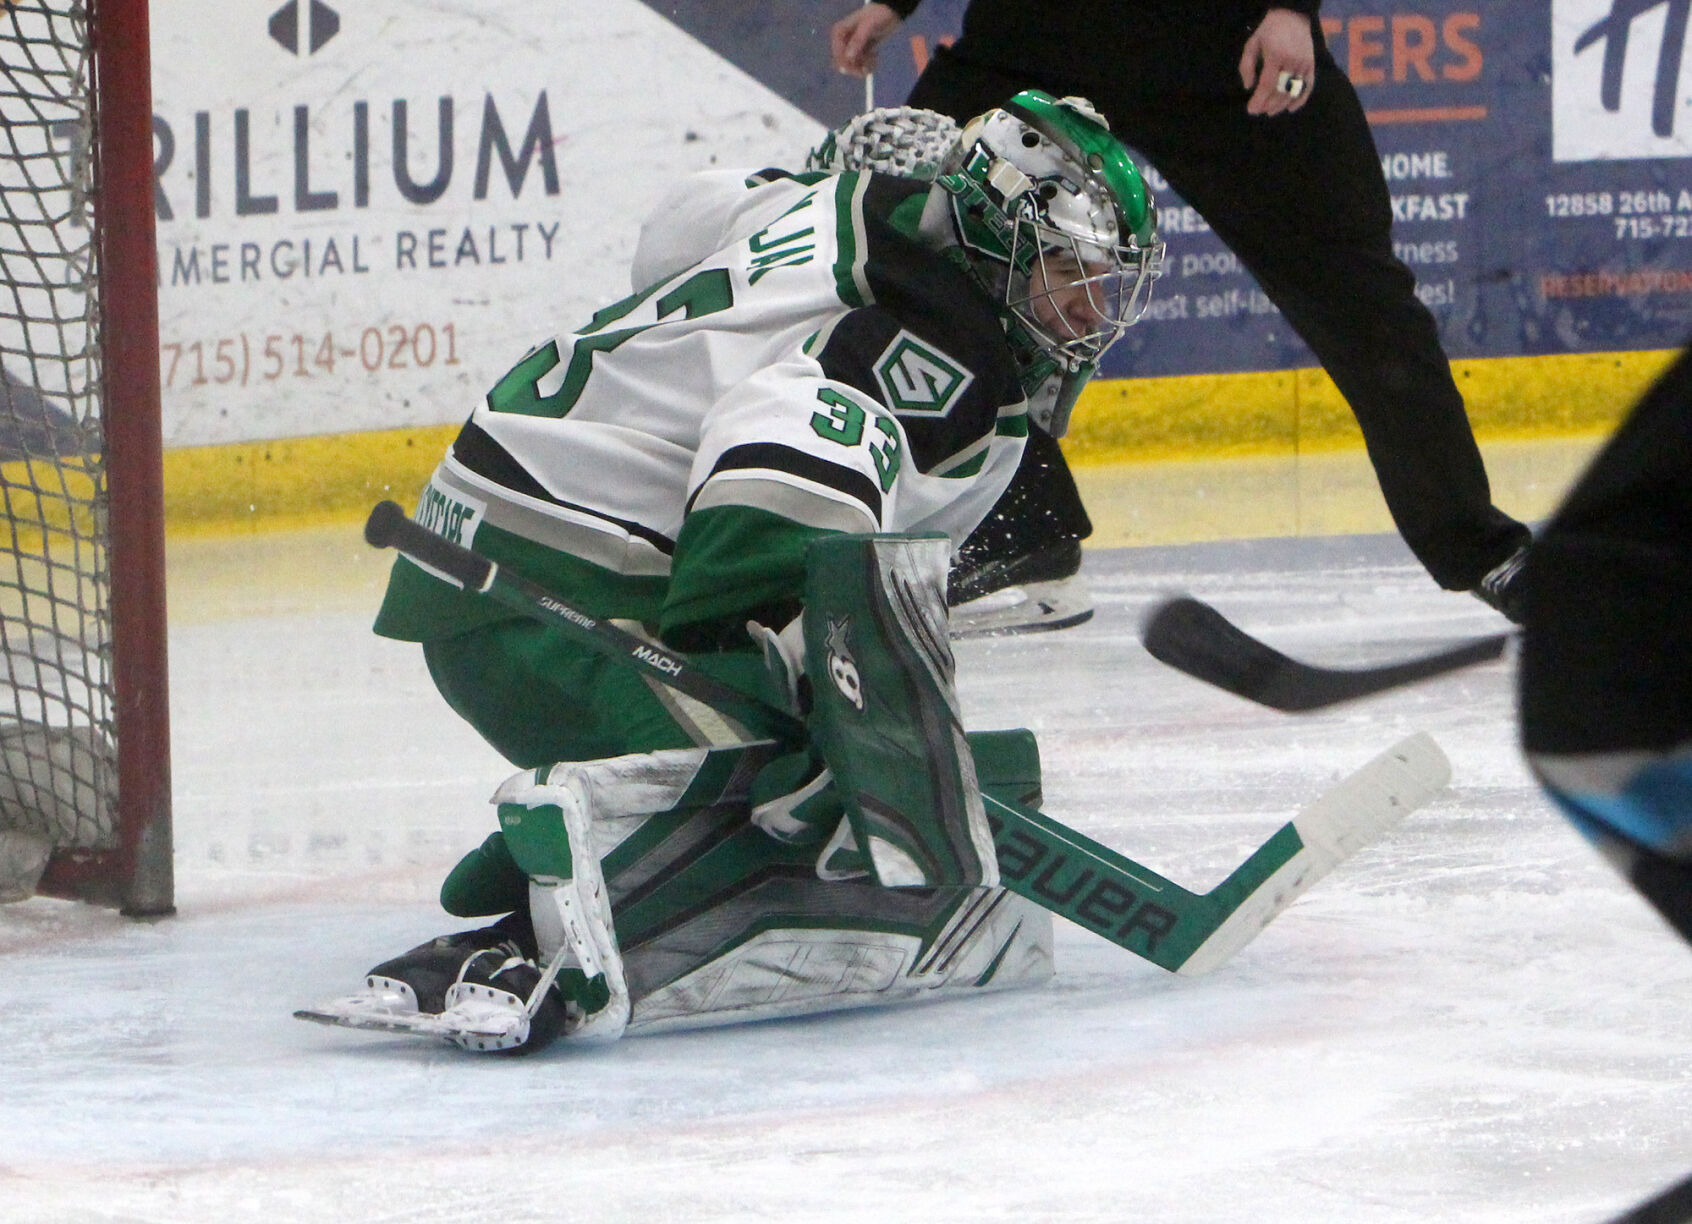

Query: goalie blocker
[800,533,999,889]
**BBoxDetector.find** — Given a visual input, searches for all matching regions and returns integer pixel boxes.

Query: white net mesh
[0,0,118,857]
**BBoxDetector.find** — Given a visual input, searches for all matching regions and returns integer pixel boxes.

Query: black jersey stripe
[451,420,677,556]
[688,441,883,520]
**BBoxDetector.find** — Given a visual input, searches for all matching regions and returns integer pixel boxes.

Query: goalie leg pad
[802,534,999,889]
[629,885,1054,1035]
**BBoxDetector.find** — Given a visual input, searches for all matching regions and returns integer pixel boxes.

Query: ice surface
[2,525,1688,1224]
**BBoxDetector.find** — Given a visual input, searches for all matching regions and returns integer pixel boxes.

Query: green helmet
[937,91,1164,371]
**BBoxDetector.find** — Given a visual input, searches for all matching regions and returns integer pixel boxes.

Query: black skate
[947,539,1093,638]
[295,918,567,1055]
[1471,544,1530,624]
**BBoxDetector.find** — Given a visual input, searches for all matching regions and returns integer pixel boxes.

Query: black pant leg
[907,43,1067,121]
[1097,61,1528,589]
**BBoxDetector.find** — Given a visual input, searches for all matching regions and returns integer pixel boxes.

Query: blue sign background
[858,1,1692,380]
[641,2,1692,379]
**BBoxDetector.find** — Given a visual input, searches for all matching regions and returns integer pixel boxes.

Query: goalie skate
[294,980,529,1049]
[946,540,1093,639]
[948,572,1093,639]
[295,930,569,1053]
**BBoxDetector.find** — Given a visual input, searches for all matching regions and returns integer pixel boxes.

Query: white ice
[3,524,1689,1224]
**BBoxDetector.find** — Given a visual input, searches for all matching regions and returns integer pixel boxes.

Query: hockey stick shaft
[367,501,1445,973]
[1142,596,1511,712]
[365,500,806,743]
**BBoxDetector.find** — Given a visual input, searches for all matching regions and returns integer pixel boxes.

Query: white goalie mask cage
[938,91,1165,371]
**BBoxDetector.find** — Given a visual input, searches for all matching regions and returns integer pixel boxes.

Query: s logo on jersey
[873,331,974,417]
[823,616,865,712]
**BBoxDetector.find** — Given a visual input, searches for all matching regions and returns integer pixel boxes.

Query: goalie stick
[365,501,1449,974]
[364,500,805,743]
[1142,595,1511,712]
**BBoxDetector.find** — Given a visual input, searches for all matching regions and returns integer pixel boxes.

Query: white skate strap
[437,978,533,1052]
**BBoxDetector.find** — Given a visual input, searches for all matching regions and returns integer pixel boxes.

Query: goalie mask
[937,91,1164,375]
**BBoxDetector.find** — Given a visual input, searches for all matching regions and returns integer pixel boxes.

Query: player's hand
[831,2,903,77]
[1239,7,1316,117]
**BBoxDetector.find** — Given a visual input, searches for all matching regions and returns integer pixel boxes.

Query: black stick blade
[1142,596,1510,712]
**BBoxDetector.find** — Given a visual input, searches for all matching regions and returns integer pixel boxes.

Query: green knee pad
[438,786,588,918]
[497,796,577,880]
[440,831,529,918]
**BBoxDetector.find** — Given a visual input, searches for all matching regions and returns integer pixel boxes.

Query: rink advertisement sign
[879,0,1692,380]
[146,1,1692,442]
[147,0,821,446]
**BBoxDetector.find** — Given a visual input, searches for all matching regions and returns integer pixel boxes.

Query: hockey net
[0,0,171,913]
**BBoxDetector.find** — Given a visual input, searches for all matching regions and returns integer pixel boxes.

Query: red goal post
[1,0,172,914]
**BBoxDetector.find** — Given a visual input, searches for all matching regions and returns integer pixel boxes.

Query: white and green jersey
[376,168,1030,648]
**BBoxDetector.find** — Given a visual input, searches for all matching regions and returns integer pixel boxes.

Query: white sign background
[1553,0,1692,162]
[152,0,823,447]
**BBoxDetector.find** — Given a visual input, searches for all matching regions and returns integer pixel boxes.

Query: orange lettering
[1443,13,1482,81]
[1349,15,1388,85]
[1393,15,1438,82]
[911,34,930,73]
